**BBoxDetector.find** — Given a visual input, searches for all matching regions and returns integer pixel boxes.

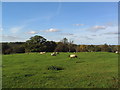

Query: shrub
[47,66,64,70]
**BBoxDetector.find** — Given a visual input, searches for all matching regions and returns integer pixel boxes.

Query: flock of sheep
[40,52,78,58]
[39,51,119,58]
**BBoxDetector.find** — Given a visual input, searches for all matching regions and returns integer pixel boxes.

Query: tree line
[1,35,120,54]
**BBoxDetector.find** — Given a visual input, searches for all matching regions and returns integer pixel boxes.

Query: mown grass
[2,52,118,88]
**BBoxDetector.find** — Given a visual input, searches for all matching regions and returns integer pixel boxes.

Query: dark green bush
[47,66,64,70]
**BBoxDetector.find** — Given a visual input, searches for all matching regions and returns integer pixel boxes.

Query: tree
[101,43,112,52]
[87,45,95,52]
[68,40,76,52]
[44,41,57,52]
[29,35,46,44]
[94,45,101,52]
[61,38,68,44]
[55,38,76,52]
[79,45,88,52]
[25,35,47,52]
[55,42,69,52]
[76,45,80,52]
[2,43,12,54]
[12,45,25,53]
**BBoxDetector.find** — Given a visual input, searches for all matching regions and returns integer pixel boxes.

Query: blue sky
[2,2,118,45]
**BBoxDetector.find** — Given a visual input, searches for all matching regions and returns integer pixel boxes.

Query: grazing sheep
[115,51,119,54]
[55,52,59,54]
[51,53,56,56]
[69,54,77,58]
[42,52,46,54]
[40,52,46,54]
[40,52,43,54]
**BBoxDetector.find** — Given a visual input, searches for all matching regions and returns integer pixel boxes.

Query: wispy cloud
[10,26,24,33]
[103,31,119,35]
[114,36,120,39]
[91,35,97,36]
[105,22,114,27]
[1,35,26,42]
[74,24,84,26]
[27,31,38,34]
[87,25,107,32]
[44,28,60,32]
[98,25,118,36]
[60,33,74,36]
[81,36,93,40]
[26,28,60,35]
[0,27,3,32]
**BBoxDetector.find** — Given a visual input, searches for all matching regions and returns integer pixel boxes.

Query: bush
[47,66,64,70]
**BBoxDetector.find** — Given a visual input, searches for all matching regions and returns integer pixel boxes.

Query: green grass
[2,52,118,88]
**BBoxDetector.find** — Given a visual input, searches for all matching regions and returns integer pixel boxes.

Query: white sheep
[55,52,59,54]
[69,54,77,58]
[42,52,46,54]
[115,51,119,54]
[51,53,56,56]
[40,52,46,54]
[40,52,43,54]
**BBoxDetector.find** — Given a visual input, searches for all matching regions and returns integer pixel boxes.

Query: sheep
[51,53,56,56]
[115,51,119,54]
[69,54,77,58]
[40,52,43,54]
[42,52,46,54]
[55,52,59,54]
[40,52,46,54]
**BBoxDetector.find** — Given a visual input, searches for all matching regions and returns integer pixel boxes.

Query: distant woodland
[1,35,120,54]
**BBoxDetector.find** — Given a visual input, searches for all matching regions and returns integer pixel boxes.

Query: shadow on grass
[75,61,85,63]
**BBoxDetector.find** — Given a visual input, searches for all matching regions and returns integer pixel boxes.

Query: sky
[1,2,118,45]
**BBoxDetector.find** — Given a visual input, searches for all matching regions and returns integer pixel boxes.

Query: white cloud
[103,32,119,35]
[74,24,84,26]
[81,36,93,40]
[99,26,118,36]
[45,28,60,32]
[93,25,106,29]
[87,25,107,32]
[63,23,118,44]
[27,31,38,34]
[60,33,74,36]
[105,22,114,27]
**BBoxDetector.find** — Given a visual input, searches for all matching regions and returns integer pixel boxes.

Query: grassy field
[2,52,118,88]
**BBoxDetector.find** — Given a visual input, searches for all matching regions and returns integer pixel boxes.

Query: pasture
[2,52,118,88]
